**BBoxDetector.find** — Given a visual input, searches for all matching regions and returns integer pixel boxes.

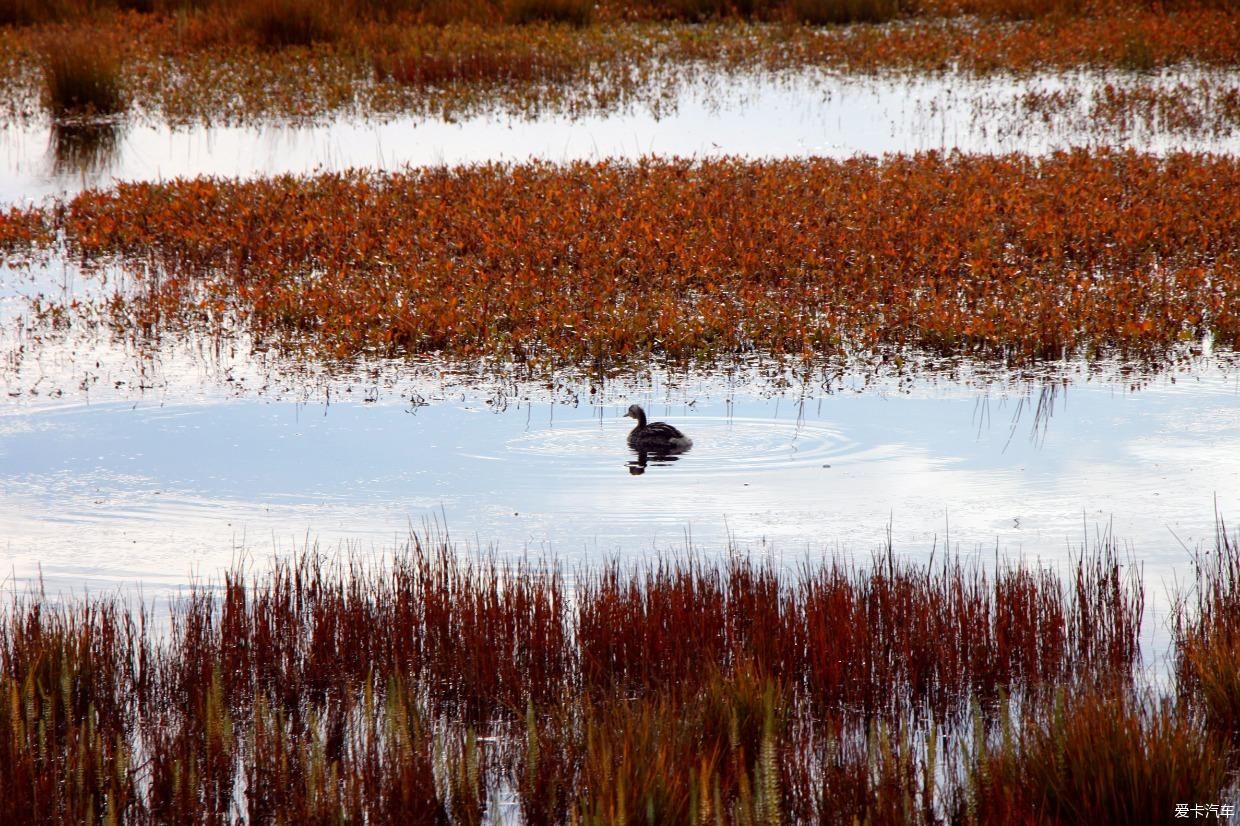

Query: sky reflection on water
[1,360,1236,613]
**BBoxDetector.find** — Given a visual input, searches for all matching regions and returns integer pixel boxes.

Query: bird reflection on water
[627,450,684,475]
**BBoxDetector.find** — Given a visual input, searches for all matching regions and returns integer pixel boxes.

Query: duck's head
[625,404,645,420]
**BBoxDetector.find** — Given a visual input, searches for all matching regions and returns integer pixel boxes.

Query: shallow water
[1,66,1237,205]
[2,354,1236,609]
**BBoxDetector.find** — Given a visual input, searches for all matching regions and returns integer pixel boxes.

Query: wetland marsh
[1,0,1239,822]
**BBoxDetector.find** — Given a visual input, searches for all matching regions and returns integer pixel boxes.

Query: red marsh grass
[7,151,1239,369]
[576,543,1141,716]
[1173,523,1240,744]
[969,688,1231,825]
[0,533,1163,822]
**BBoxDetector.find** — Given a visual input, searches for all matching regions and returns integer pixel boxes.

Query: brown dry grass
[40,32,126,119]
[0,0,1226,25]
[1,11,1238,126]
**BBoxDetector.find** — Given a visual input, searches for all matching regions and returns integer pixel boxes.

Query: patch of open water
[1,66,1237,206]
[1,353,1236,613]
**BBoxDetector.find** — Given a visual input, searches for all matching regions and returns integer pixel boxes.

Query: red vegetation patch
[0,205,51,254]
[0,539,1155,822]
[11,151,1238,368]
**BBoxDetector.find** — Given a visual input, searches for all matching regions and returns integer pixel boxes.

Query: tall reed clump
[236,0,343,48]
[506,0,594,25]
[967,688,1230,824]
[0,599,146,825]
[1174,523,1240,742]
[563,663,787,824]
[41,34,127,121]
[788,0,901,24]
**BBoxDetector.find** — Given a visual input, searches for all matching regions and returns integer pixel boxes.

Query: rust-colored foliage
[1010,81,1240,139]
[0,0,1234,25]
[0,205,52,255]
[12,151,1238,368]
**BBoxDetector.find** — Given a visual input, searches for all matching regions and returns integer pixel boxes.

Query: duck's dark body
[625,405,692,454]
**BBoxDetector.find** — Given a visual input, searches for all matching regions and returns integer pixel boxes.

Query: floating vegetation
[988,78,1240,141]
[4,151,1237,370]
[0,530,1176,823]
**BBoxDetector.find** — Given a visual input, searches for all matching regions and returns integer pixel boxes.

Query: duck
[625,404,692,454]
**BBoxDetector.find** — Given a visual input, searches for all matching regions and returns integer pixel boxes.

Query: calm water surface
[1,354,1236,610]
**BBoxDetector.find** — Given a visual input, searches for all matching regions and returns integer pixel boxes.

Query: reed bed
[6,151,1238,369]
[0,0,1234,25]
[239,0,346,48]
[0,533,1179,822]
[373,47,575,87]
[575,548,1141,715]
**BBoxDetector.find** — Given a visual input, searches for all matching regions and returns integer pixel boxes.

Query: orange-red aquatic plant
[7,150,1238,369]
